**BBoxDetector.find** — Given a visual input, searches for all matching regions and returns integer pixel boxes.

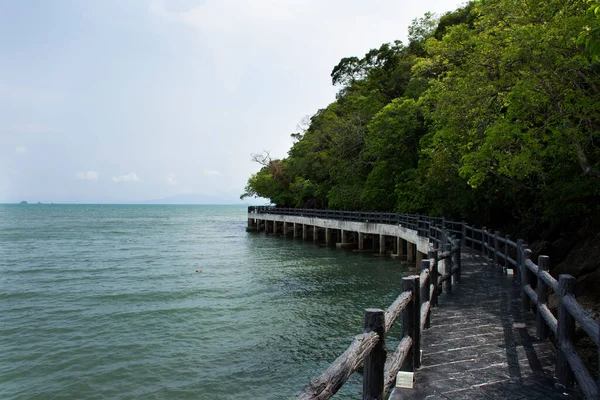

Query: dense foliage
[242,0,600,228]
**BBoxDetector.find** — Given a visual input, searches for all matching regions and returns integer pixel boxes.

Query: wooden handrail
[384,291,412,334]
[297,283,421,400]
[524,258,559,292]
[298,332,380,400]
[559,340,598,399]
[562,294,599,346]
[297,228,460,399]
[383,337,412,397]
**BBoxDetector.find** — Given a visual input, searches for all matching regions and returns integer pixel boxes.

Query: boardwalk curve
[390,250,581,400]
[247,207,598,399]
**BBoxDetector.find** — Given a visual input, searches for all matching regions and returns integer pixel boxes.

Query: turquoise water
[0,204,411,399]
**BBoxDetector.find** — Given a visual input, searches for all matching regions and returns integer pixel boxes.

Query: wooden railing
[247,206,442,233]
[462,226,600,400]
[297,236,461,400]
[248,207,599,399]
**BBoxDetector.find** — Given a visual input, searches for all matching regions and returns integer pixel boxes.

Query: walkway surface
[390,250,582,400]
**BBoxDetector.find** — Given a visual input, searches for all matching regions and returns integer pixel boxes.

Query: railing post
[428,250,439,307]
[516,239,524,284]
[449,234,456,282]
[490,230,495,262]
[521,246,531,312]
[487,229,491,259]
[536,256,550,340]
[487,228,493,257]
[443,251,452,294]
[482,227,487,257]
[556,274,576,389]
[461,221,466,248]
[401,275,420,372]
[494,231,500,266]
[363,308,386,400]
[420,260,431,329]
[452,238,461,283]
[413,275,421,369]
[504,234,511,274]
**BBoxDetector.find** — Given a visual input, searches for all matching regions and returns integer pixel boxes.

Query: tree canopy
[242,0,600,228]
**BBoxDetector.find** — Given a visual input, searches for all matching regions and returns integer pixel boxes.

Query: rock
[529,240,550,260]
[549,235,578,262]
[576,268,600,302]
[553,232,600,278]
[19,200,27,205]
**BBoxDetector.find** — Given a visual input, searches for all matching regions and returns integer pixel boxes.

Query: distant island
[19,201,27,205]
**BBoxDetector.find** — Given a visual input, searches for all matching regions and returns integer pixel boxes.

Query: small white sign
[396,371,414,388]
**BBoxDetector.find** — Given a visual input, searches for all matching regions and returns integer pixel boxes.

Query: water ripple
[0,204,410,399]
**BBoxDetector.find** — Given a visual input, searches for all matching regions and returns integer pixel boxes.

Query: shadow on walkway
[390,250,582,400]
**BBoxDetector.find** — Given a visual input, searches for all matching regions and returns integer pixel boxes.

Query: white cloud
[15,146,27,155]
[76,171,99,181]
[112,172,140,183]
[167,172,176,185]
[203,169,221,176]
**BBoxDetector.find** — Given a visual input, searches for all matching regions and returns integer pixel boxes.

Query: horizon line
[1,202,269,206]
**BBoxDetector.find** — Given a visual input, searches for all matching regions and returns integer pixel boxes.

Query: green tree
[361,98,425,210]
[242,0,600,227]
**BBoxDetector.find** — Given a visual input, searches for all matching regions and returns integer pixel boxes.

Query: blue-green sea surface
[0,204,412,399]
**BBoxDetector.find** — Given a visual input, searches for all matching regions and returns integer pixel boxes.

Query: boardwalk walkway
[390,249,581,400]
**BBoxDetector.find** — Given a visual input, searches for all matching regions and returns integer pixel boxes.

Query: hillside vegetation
[243,0,600,234]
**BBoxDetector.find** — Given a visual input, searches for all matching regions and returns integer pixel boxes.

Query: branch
[250,150,271,167]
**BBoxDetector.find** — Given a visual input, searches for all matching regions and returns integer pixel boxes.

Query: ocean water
[0,204,412,399]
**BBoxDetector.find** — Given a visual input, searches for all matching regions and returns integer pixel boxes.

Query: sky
[0,0,466,204]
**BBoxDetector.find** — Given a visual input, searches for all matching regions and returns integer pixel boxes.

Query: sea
[0,204,412,399]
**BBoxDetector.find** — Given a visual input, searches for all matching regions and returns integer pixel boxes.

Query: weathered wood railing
[248,207,599,399]
[297,234,461,400]
[248,206,442,232]
[461,226,600,400]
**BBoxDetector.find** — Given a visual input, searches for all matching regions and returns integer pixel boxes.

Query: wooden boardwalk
[390,249,582,400]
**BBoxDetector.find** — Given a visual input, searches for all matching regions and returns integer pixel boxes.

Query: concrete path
[390,250,582,400]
